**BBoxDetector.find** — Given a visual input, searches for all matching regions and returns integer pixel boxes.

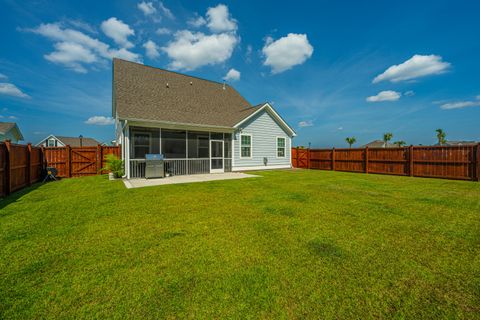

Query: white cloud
[29,23,141,72]
[158,2,174,19]
[0,83,30,98]
[8,115,18,120]
[440,96,480,110]
[143,40,160,59]
[298,120,313,127]
[162,30,238,71]
[188,14,206,28]
[404,90,415,97]
[100,17,135,49]
[373,54,451,83]
[156,27,171,35]
[85,116,115,125]
[366,90,401,102]
[262,33,314,74]
[138,1,156,15]
[0,73,7,79]
[45,42,97,73]
[223,68,240,81]
[206,4,237,33]
[337,126,343,131]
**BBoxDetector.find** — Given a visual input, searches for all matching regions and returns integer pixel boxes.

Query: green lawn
[1,170,479,319]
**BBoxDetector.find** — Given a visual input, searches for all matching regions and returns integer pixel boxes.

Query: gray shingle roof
[56,136,101,147]
[0,122,16,134]
[362,140,397,148]
[113,58,260,127]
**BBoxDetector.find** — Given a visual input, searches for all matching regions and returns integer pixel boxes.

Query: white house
[113,59,296,179]
[36,135,101,147]
[0,122,23,143]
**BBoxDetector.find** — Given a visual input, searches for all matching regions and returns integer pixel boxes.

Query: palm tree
[393,140,406,147]
[383,133,393,148]
[345,137,356,148]
[436,129,446,145]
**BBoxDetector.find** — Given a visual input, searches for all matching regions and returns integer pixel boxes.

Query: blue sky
[1,0,479,147]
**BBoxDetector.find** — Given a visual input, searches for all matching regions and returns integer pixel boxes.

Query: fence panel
[310,149,332,170]
[1,143,121,197]
[368,148,408,176]
[43,147,68,177]
[0,143,6,196]
[292,145,479,181]
[10,144,29,192]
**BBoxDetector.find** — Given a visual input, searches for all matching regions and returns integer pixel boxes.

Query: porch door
[210,140,224,173]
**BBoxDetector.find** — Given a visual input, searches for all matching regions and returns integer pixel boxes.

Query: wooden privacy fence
[292,145,480,181]
[0,141,44,197]
[0,142,121,197]
[43,145,120,178]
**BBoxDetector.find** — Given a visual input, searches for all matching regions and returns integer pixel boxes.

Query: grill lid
[145,154,164,160]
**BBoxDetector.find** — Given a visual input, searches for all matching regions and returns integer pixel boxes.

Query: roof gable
[0,122,24,141]
[113,59,259,127]
[233,103,296,137]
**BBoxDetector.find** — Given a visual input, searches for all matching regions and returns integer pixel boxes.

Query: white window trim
[276,136,286,158]
[239,133,252,159]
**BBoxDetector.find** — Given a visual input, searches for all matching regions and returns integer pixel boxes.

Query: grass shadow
[307,238,345,258]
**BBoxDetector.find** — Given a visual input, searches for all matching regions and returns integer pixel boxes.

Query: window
[240,134,251,158]
[47,138,56,147]
[277,137,286,157]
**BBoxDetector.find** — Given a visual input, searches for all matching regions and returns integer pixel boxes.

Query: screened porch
[126,126,232,178]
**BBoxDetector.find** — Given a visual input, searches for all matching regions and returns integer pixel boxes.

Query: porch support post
[126,125,130,179]
[186,130,189,175]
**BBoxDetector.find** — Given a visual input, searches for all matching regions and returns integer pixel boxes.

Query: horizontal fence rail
[0,142,121,197]
[292,145,480,182]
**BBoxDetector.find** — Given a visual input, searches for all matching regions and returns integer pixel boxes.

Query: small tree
[345,137,356,148]
[393,140,406,147]
[383,133,393,147]
[101,154,124,178]
[436,128,446,145]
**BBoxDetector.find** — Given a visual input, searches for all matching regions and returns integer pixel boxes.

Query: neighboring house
[113,58,296,179]
[36,135,101,147]
[434,140,477,146]
[0,122,24,143]
[362,140,396,148]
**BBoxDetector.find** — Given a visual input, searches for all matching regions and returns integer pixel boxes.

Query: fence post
[409,145,414,176]
[26,143,32,186]
[4,140,11,196]
[332,148,336,171]
[365,147,369,174]
[296,147,299,168]
[66,145,71,178]
[97,144,102,175]
[474,143,480,182]
[307,147,311,169]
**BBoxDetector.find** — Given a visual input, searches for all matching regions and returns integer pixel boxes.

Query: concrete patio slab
[123,172,260,189]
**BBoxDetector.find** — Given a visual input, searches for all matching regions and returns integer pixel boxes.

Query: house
[36,134,101,147]
[113,59,296,179]
[362,140,396,148]
[0,122,24,143]
[434,140,477,146]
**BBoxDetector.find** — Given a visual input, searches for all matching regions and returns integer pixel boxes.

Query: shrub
[102,154,124,178]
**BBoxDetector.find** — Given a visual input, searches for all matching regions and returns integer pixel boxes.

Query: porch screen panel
[187,131,209,158]
[130,127,160,159]
[162,129,186,158]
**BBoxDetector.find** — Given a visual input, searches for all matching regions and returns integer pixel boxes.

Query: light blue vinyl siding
[233,109,292,169]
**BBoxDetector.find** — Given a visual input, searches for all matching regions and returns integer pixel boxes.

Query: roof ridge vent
[222,80,226,90]
[166,82,169,88]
